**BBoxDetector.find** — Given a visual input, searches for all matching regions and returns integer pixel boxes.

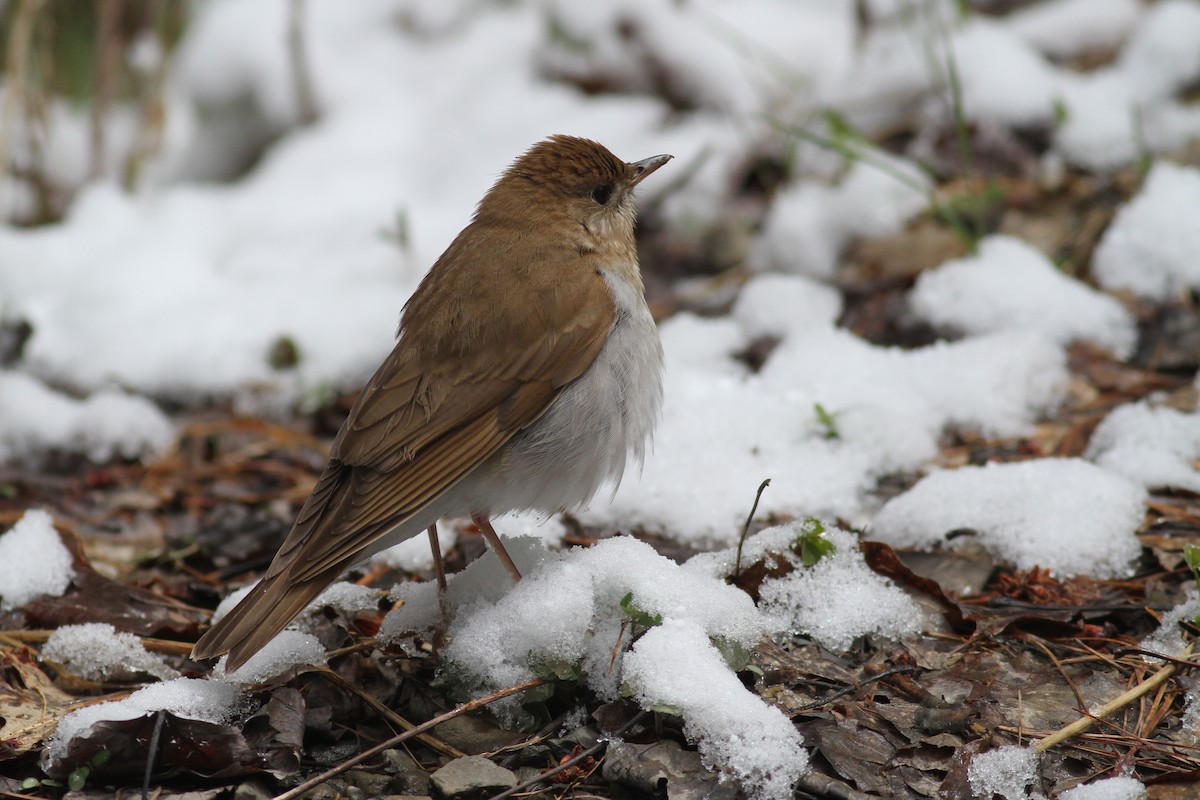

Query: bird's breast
[463,268,663,515]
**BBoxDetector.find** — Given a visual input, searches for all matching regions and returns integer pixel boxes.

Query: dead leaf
[0,646,76,758]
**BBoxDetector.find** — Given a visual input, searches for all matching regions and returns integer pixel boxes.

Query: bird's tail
[191,569,334,673]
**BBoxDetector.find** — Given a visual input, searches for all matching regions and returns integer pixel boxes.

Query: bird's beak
[627,153,673,187]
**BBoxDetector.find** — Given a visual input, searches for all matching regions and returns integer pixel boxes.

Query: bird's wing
[192,246,617,668]
[274,266,617,582]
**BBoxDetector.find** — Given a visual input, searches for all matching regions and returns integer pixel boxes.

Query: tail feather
[192,570,335,673]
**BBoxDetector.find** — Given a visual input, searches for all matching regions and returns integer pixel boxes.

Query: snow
[1059,776,1146,800]
[588,312,1068,544]
[383,534,813,791]
[1092,162,1200,299]
[0,509,75,611]
[1086,400,1200,491]
[623,619,807,800]
[750,151,930,279]
[952,19,1061,128]
[687,522,925,652]
[872,459,1146,578]
[437,536,763,699]
[909,236,1136,358]
[217,630,327,684]
[1140,588,1199,661]
[42,623,177,681]
[0,371,173,464]
[1053,2,1200,171]
[1008,0,1141,61]
[967,745,1044,800]
[41,677,241,771]
[381,534,548,645]
[1149,591,1200,744]
[307,581,382,616]
[4,0,1200,792]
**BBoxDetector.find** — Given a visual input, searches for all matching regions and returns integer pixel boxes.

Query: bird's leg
[427,524,448,591]
[427,523,448,655]
[471,513,523,582]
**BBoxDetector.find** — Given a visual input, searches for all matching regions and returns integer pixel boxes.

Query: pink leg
[427,524,448,591]
[426,523,449,655]
[471,513,522,582]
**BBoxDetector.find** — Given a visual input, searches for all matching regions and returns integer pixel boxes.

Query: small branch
[1033,643,1195,753]
[797,772,876,800]
[271,677,545,800]
[733,478,770,578]
[789,665,915,715]
[0,788,53,800]
[142,708,166,800]
[483,711,648,800]
[1113,647,1200,672]
[287,0,319,125]
[1027,636,1087,713]
[0,0,46,221]
[90,0,122,180]
[314,666,464,759]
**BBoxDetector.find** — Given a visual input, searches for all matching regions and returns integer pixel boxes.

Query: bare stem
[1033,643,1196,752]
[733,478,770,578]
[0,0,46,220]
[271,677,546,800]
[287,0,319,125]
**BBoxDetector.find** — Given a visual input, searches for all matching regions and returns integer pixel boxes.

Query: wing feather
[194,228,619,669]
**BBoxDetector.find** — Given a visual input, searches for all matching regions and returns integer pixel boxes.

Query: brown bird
[193,136,671,671]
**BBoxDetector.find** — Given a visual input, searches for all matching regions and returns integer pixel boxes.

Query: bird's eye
[591,184,613,205]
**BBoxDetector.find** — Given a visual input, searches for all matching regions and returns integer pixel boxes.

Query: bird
[192,135,671,672]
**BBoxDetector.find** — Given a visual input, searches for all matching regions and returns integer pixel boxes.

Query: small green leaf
[91,748,112,767]
[648,703,684,716]
[713,636,750,672]
[267,335,301,371]
[1183,544,1200,571]
[821,110,862,158]
[744,664,764,677]
[1052,98,1069,125]
[20,778,41,790]
[794,518,835,567]
[67,766,90,792]
[530,657,582,683]
[813,402,839,440]
[545,14,592,53]
[521,681,556,705]
[620,592,663,628]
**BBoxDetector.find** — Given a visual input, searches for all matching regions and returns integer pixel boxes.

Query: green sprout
[795,518,835,567]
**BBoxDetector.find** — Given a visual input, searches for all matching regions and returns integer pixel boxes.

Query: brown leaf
[23,527,207,638]
[0,646,75,758]
[45,712,263,781]
[861,540,971,632]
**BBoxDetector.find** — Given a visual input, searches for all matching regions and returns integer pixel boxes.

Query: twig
[287,0,319,125]
[1114,647,1200,671]
[1027,636,1087,713]
[1033,643,1195,753]
[733,479,770,578]
[270,677,545,800]
[483,711,648,800]
[0,789,53,800]
[789,665,915,715]
[90,0,121,180]
[797,771,876,800]
[142,708,166,800]
[0,0,45,220]
[314,666,464,759]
